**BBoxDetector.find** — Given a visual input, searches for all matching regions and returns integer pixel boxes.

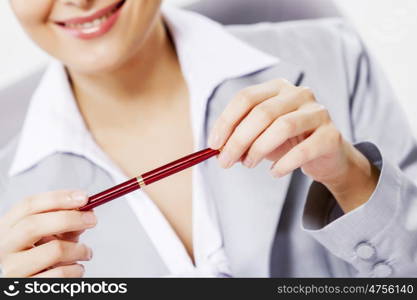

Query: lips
[54,0,126,40]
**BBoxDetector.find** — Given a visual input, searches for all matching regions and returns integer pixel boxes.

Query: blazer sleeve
[301,22,417,277]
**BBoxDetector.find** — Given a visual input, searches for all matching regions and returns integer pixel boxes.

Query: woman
[0,0,416,277]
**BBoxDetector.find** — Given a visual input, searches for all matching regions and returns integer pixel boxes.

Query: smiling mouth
[55,0,126,36]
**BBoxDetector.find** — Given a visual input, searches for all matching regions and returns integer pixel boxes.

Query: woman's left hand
[208,79,380,213]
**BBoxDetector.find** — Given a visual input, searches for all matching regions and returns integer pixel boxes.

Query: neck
[67,18,181,107]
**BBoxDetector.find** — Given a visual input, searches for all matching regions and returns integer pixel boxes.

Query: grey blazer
[1,18,417,277]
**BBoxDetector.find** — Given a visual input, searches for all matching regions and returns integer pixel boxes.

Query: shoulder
[225,18,367,106]
[0,136,19,191]
[0,71,41,188]
[0,69,44,149]
[226,18,364,69]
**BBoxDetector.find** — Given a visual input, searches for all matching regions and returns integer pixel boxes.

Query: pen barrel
[79,148,219,211]
[79,178,140,211]
[141,148,219,185]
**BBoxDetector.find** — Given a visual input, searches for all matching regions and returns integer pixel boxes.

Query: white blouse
[9,6,278,276]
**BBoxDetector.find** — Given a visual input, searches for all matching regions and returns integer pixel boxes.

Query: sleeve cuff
[301,142,401,265]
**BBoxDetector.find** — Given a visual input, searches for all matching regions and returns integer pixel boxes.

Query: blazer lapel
[203,61,305,277]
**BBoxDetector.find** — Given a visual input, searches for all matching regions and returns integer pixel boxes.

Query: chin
[66,45,131,75]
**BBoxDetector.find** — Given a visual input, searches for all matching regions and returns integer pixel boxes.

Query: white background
[1,0,416,133]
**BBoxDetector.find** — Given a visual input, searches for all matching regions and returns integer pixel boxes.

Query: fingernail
[219,151,232,168]
[270,162,281,178]
[71,191,88,205]
[243,156,254,168]
[82,212,97,225]
[271,168,285,178]
[87,247,93,260]
[271,171,281,178]
[209,133,222,149]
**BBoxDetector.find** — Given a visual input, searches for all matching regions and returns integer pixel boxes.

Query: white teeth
[61,0,123,30]
[93,19,101,27]
[64,13,109,30]
[83,21,93,28]
[81,27,100,34]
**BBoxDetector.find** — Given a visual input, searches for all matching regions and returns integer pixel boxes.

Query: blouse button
[355,242,376,260]
[372,262,393,277]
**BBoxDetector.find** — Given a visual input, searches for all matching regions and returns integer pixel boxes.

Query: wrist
[322,142,380,213]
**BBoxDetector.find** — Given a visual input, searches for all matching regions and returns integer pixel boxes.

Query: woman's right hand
[0,190,96,277]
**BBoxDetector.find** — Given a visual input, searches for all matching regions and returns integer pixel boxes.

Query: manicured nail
[243,156,254,168]
[71,191,87,205]
[218,151,232,168]
[270,162,281,178]
[209,133,222,149]
[82,212,97,225]
[271,171,281,178]
[271,168,286,178]
[87,247,93,260]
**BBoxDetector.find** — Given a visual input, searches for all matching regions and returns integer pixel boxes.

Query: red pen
[79,148,220,211]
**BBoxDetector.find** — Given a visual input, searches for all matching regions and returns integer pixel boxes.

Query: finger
[35,235,58,246]
[263,135,305,163]
[208,79,291,149]
[2,240,91,277]
[35,230,86,246]
[59,230,86,242]
[3,211,97,254]
[219,92,314,168]
[2,190,89,227]
[270,125,341,177]
[32,264,85,278]
[243,104,330,168]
